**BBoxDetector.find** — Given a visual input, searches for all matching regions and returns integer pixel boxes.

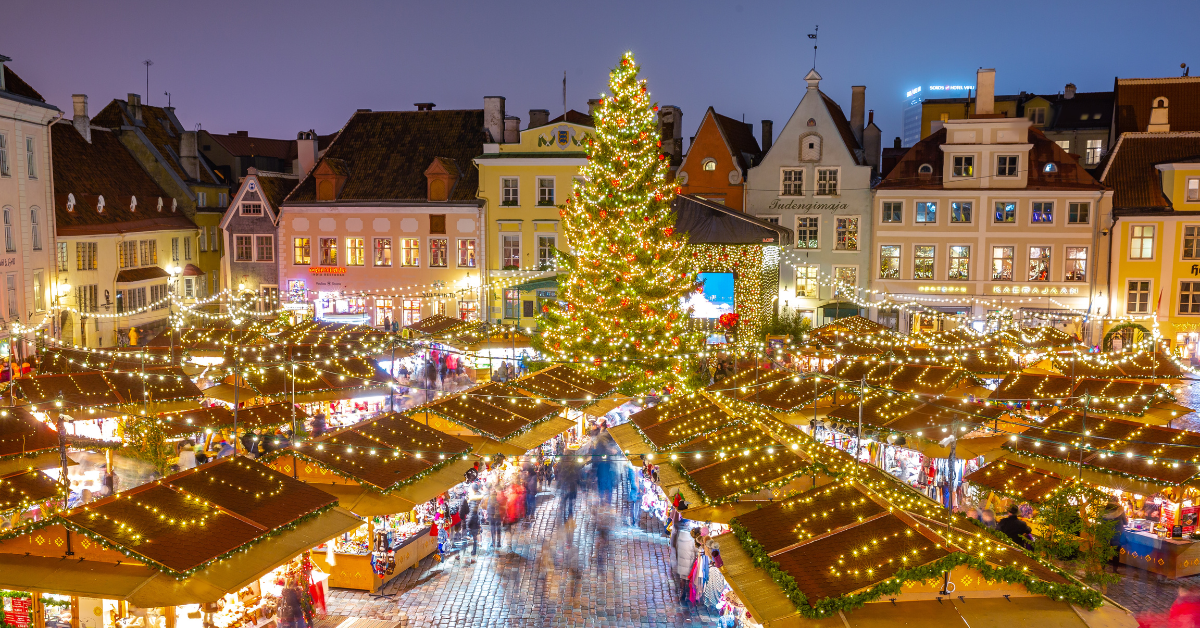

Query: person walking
[467,484,483,557]
[488,485,505,551]
[673,521,697,605]
[997,505,1034,550]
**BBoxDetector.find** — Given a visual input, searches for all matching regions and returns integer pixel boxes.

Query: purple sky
[7,0,1196,148]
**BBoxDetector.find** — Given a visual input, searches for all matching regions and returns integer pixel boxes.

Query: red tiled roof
[820,92,863,164]
[1114,77,1200,136]
[1100,132,1200,209]
[209,133,295,160]
[92,99,222,186]
[2,65,45,103]
[711,110,761,170]
[116,266,170,283]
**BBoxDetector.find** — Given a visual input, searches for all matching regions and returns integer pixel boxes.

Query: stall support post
[32,590,44,628]
[856,375,864,461]
[1078,394,1088,480]
[50,402,73,556]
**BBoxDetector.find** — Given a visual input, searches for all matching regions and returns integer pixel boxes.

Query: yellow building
[1102,130,1200,358]
[920,95,1022,140]
[473,109,593,324]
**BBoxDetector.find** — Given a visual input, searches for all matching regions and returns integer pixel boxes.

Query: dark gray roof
[672,194,792,246]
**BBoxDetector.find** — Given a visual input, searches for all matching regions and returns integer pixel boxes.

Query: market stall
[262,412,475,591]
[418,381,573,456]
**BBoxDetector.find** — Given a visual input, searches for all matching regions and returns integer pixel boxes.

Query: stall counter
[311,527,437,592]
[1119,528,1200,579]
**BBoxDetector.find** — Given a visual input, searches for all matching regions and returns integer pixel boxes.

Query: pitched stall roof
[1100,133,1200,209]
[233,358,390,399]
[988,372,1075,401]
[286,109,487,203]
[510,365,616,409]
[158,403,305,435]
[423,382,562,441]
[406,313,479,336]
[0,407,62,460]
[964,459,1066,503]
[672,194,793,245]
[1113,77,1200,136]
[0,469,61,513]
[50,123,195,236]
[272,320,389,345]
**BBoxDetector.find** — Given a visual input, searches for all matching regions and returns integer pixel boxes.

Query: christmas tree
[535,52,701,393]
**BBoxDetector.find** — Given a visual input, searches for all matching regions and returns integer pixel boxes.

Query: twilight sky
[6,0,1195,149]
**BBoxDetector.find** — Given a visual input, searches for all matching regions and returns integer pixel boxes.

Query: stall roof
[159,402,307,434]
[988,372,1075,402]
[14,368,203,410]
[0,406,62,461]
[143,327,268,350]
[406,313,480,337]
[423,382,562,441]
[964,459,1067,503]
[809,315,888,338]
[233,357,391,399]
[825,362,984,398]
[0,469,61,513]
[671,194,793,246]
[272,320,388,345]
[510,364,616,409]
[38,347,179,373]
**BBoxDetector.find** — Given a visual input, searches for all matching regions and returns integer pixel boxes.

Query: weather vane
[809,26,818,69]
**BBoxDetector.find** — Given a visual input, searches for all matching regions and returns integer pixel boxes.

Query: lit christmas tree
[535,52,701,393]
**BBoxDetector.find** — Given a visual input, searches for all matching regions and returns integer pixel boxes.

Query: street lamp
[54,282,70,342]
[167,266,181,364]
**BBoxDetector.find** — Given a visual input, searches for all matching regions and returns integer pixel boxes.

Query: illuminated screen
[685,272,735,319]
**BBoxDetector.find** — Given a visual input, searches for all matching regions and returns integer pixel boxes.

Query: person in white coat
[673,521,697,604]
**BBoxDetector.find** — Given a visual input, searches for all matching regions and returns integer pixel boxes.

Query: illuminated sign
[990,285,1081,295]
[906,86,922,98]
[928,85,971,92]
[918,286,968,293]
[308,267,346,275]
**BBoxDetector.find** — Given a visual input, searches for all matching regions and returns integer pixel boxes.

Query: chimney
[414,102,435,111]
[975,69,995,116]
[863,111,881,174]
[235,130,249,137]
[587,98,602,120]
[528,109,550,129]
[1064,83,1077,99]
[483,96,505,143]
[127,93,142,122]
[850,86,866,147]
[503,116,520,143]
[657,106,683,164]
[72,94,91,143]
[179,130,200,180]
[296,130,318,177]
[894,137,902,149]
[761,120,773,154]
[0,54,7,91]
[1148,97,1170,132]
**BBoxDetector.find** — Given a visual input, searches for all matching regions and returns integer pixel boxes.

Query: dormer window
[157,197,164,212]
[66,193,76,212]
[171,198,177,212]
[918,164,933,180]
[1043,162,1058,173]
[97,195,105,213]
[130,196,137,212]
[701,158,716,171]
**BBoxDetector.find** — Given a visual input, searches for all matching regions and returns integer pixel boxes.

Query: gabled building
[51,113,196,348]
[744,70,879,326]
[219,168,298,311]
[91,94,227,296]
[874,69,1109,336]
[674,108,762,211]
[0,55,59,359]
[279,102,489,326]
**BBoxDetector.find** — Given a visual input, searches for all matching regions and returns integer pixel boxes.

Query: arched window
[918,164,933,174]
[701,158,716,171]
[1043,162,1058,173]
[30,207,41,251]
[3,208,14,253]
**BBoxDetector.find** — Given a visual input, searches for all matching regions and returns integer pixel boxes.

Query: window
[1032,202,1054,223]
[399,299,421,326]
[916,201,937,224]
[25,137,36,179]
[882,201,901,223]
[1130,225,1155,260]
[210,227,219,252]
[781,169,803,196]
[939,113,949,123]
[1068,202,1090,224]
[0,134,7,176]
[241,202,262,215]
[235,235,253,261]
[57,242,68,272]
[429,214,446,234]
[2,208,12,253]
[76,242,97,271]
[32,270,44,312]
[150,284,167,309]
[950,201,972,223]
[345,238,365,266]
[76,284,98,313]
[991,246,1014,281]
[119,241,138,268]
[949,246,970,280]
[795,216,818,249]
[199,226,208,252]
[1043,163,1057,173]
[219,192,228,207]
[171,237,179,261]
[6,275,17,320]
[702,159,716,171]
[796,266,819,297]
[918,164,933,175]
[835,217,858,250]
[762,216,780,225]
[183,277,195,299]
[994,201,1016,223]
[429,238,448,267]
[198,192,208,207]
[29,208,40,250]
[1065,247,1087,281]
[537,178,555,206]
[952,155,974,177]
[816,168,838,195]
[1181,282,1200,315]
[914,245,935,279]
[1127,280,1150,314]
[374,238,392,266]
[399,238,419,266]
[501,234,521,268]
[1028,107,1046,125]
[1055,140,1071,152]
[1187,226,1200,260]
[319,237,337,265]
[1028,246,1050,281]
[537,235,557,270]
[501,178,519,206]
[504,289,520,318]
[375,299,394,326]
[879,246,900,279]
[1085,139,1103,165]
[997,155,1018,177]
[832,267,857,298]
[458,238,477,267]
[256,236,274,262]
[139,240,151,266]
[184,237,192,260]
[1183,178,1200,203]
[294,238,311,265]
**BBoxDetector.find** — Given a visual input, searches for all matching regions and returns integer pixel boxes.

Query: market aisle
[324,471,717,627]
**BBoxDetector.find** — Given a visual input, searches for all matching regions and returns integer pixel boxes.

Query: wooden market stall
[262,412,476,592]
[417,380,575,456]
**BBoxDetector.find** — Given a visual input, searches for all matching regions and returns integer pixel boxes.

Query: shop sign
[990,285,1081,295]
[7,597,31,628]
[918,285,968,293]
[536,290,558,298]
[309,267,346,275]
[0,257,16,268]
[1191,264,1200,276]
[765,200,850,212]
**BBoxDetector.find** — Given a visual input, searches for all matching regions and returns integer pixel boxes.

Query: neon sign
[906,86,922,98]
[918,286,968,293]
[990,286,1081,295]
[308,267,346,275]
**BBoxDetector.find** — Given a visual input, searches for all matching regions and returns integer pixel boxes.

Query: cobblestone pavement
[1099,567,1200,627]
[323,480,716,627]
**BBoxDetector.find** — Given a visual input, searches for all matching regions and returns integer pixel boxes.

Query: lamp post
[54,282,71,343]
[167,266,181,364]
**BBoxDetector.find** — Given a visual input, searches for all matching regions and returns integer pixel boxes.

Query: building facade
[0,56,59,358]
[874,70,1110,335]
[674,108,762,211]
[219,168,298,311]
[51,117,196,348]
[278,105,488,326]
[744,70,877,326]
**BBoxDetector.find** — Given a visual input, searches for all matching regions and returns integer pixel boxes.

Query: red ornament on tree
[664,227,673,237]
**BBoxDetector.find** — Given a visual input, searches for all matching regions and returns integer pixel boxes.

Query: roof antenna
[563,71,567,121]
[143,59,153,105]
[808,26,819,69]
[1183,63,1190,77]
[164,92,171,108]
